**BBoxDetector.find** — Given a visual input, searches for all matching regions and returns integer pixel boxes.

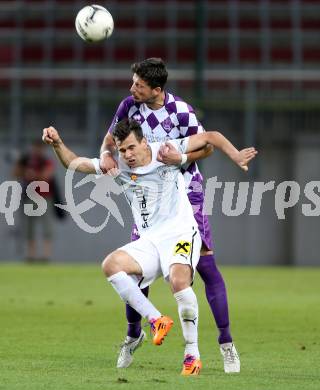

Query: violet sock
[126,286,149,338]
[196,255,232,344]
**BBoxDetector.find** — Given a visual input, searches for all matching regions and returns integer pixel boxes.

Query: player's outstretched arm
[187,131,258,172]
[157,142,214,165]
[186,144,214,162]
[42,126,96,174]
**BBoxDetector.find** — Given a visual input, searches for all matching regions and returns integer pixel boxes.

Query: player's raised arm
[186,131,258,172]
[42,126,96,174]
[159,131,257,172]
[99,98,132,172]
[157,142,213,165]
[100,132,118,172]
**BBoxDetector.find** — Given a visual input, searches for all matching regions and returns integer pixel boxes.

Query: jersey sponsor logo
[134,187,150,228]
[174,241,191,255]
[133,114,142,123]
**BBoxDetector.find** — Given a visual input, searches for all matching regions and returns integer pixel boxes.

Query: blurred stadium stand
[1,0,320,146]
[0,0,319,264]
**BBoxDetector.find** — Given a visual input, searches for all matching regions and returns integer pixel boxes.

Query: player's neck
[146,91,165,110]
[140,146,152,166]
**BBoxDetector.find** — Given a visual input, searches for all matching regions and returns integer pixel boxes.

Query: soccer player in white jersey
[100,58,243,372]
[42,120,256,375]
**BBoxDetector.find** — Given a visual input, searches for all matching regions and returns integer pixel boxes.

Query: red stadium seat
[22,46,45,63]
[2,0,320,71]
[0,45,14,65]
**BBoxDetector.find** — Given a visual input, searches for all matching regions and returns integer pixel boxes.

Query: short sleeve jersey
[107,92,204,197]
[92,138,197,239]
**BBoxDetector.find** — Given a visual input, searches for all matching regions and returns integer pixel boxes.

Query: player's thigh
[157,227,202,283]
[119,238,162,289]
[102,249,143,276]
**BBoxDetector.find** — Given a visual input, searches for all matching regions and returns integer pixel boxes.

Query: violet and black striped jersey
[107,92,204,197]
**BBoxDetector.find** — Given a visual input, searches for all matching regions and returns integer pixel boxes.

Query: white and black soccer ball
[75,4,114,42]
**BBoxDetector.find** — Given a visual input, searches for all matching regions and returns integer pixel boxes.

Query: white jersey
[92,138,198,240]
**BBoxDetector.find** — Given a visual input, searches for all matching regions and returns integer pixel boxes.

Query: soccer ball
[75,4,114,42]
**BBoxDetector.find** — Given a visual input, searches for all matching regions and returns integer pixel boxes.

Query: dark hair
[131,58,168,90]
[113,118,144,143]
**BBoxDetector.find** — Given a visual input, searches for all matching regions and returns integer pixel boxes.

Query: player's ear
[152,86,162,95]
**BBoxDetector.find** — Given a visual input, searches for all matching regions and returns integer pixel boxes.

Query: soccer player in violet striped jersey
[100,58,240,372]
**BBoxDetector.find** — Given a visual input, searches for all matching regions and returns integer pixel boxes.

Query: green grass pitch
[0,264,319,390]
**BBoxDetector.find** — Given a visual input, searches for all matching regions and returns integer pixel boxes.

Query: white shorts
[119,227,201,289]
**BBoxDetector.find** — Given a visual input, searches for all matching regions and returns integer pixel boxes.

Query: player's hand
[42,126,62,146]
[157,142,182,165]
[106,167,121,178]
[234,147,258,172]
[100,152,118,173]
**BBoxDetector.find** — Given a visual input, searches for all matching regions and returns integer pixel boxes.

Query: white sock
[174,287,200,358]
[107,271,161,321]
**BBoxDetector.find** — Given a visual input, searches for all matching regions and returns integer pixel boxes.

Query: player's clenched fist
[42,126,62,146]
[100,152,118,173]
[106,167,121,178]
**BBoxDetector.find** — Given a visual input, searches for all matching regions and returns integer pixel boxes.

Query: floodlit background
[0,0,319,265]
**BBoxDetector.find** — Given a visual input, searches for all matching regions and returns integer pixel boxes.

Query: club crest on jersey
[161,117,174,133]
[130,174,138,181]
[133,114,142,123]
[174,241,191,255]
[156,166,175,181]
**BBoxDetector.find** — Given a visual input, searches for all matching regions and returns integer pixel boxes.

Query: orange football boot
[181,354,202,376]
[149,315,174,345]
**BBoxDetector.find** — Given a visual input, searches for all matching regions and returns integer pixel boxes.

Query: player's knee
[101,253,112,276]
[170,275,190,293]
[200,248,213,256]
[101,251,121,276]
[102,250,133,276]
[170,265,192,292]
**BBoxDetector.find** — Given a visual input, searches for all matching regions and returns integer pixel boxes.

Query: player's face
[130,74,161,104]
[115,132,149,168]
